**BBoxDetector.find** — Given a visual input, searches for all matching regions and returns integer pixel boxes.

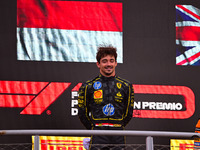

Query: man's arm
[123,84,134,127]
[78,83,93,129]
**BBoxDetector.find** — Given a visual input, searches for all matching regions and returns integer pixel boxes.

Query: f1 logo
[0,81,195,119]
[0,81,71,115]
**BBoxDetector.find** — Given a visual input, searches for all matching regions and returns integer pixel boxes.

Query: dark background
[0,0,200,146]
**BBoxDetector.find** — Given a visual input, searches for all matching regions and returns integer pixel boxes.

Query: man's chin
[104,71,113,76]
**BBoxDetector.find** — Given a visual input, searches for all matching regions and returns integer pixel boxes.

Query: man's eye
[110,60,114,63]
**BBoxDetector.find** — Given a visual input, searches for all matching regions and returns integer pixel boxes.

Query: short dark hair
[96,45,117,63]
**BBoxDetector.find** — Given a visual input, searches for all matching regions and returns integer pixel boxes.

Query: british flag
[176,5,200,66]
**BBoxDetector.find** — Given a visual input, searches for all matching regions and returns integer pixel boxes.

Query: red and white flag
[17,0,123,63]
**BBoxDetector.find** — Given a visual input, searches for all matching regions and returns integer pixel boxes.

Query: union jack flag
[176,5,200,66]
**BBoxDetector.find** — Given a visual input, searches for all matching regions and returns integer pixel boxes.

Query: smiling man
[78,45,134,150]
[97,54,116,75]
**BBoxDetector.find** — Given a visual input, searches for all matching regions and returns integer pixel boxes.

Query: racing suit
[78,74,134,149]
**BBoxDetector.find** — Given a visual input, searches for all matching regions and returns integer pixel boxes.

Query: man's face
[96,55,117,77]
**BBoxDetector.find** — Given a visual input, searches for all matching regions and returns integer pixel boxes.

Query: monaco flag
[17,0,123,63]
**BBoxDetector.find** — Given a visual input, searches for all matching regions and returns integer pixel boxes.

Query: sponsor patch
[93,81,102,90]
[116,92,122,97]
[94,99,103,104]
[117,83,122,89]
[94,90,103,99]
[103,103,115,116]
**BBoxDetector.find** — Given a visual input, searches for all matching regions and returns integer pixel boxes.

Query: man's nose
[107,61,112,66]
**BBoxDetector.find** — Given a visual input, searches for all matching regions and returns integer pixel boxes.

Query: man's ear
[96,62,100,68]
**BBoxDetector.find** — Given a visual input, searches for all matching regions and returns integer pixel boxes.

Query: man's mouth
[105,67,113,72]
[105,66,112,70]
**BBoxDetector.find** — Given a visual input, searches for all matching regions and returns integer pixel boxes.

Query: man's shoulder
[82,76,100,86]
[115,76,131,86]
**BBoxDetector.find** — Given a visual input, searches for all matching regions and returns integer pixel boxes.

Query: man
[78,45,134,150]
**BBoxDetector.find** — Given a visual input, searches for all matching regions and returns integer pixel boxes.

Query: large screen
[0,0,200,145]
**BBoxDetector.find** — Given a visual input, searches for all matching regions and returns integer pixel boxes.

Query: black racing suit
[78,74,134,150]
